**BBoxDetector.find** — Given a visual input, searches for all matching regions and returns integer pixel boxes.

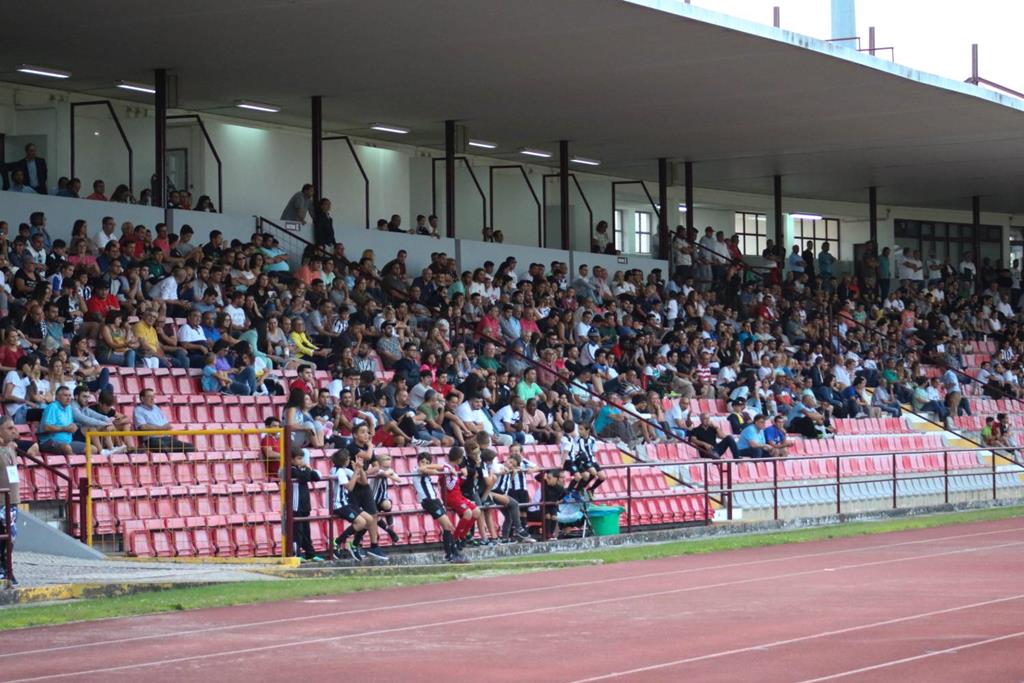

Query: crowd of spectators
[2,189,1024,562]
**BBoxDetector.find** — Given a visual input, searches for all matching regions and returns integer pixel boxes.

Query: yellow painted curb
[0,581,204,606]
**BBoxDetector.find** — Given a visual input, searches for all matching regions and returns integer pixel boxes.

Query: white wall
[0,191,166,240]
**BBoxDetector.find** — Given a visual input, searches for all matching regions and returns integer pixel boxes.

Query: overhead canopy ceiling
[4,0,1024,212]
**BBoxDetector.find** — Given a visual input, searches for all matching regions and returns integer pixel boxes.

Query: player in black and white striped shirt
[330,450,387,562]
[415,452,468,564]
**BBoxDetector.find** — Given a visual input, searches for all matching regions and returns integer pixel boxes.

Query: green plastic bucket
[588,505,624,536]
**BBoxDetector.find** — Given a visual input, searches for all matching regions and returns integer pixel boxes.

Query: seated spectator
[37,386,83,455]
[2,357,39,425]
[763,414,795,457]
[85,179,107,201]
[132,388,194,451]
[736,414,770,459]
[685,412,738,459]
[70,387,126,456]
[95,311,138,368]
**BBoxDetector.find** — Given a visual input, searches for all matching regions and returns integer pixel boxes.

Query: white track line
[1,523,1020,660]
[6,538,1024,682]
[566,597,1024,683]
[793,629,1024,683]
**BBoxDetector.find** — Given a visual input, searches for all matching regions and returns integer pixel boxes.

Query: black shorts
[421,498,446,520]
[510,489,530,505]
[580,460,601,472]
[563,460,580,474]
[332,505,362,523]
[352,486,377,515]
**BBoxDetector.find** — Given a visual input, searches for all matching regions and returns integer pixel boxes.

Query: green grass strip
[2,505,1022,631]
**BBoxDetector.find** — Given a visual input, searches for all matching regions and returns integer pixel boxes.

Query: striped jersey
[415,469,440,502]
[331,467,353,510]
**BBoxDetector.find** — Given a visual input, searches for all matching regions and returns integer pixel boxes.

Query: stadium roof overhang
[4,0,1024,213]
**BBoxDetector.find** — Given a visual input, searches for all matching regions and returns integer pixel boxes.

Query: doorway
[167,148,189,193]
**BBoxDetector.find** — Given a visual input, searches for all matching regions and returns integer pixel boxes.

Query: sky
[689,0,1023,94]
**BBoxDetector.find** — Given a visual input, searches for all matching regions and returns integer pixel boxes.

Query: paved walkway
[9,552,281,588]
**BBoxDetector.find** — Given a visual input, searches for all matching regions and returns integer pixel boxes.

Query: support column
[973,195,982,265]
[559,140,570,250]
[445,120,456,239]
[657,158,669,259]
[868,186,878,242]
[773,174,784,247]
[311,96,322,202]
[154,68,167,208]
[684,161,694,232]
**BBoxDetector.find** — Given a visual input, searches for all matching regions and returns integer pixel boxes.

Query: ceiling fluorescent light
[570,156,600,167]
[519,148,552,159]
[677,204,688,212]
[17,64,71,79]
[790,213,823,220]
[236,100,280,113]
[370,123,410,134]
[116,80,156,94]
[468,139,497,150]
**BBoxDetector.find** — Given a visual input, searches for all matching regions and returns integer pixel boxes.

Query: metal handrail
[70,100,134,195]
[290,445,1013,558]
[17,447,84,541]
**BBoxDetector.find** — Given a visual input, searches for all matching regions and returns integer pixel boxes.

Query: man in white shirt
[2,358,36,424]
[151,267,188,317]
[697,227,717,291]
[223,292,248,330]
[176,309,209,368]
[494,397,535,445]
[456,396,512,445]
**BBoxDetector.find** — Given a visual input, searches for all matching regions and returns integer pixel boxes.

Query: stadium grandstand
[1,1,1024,679]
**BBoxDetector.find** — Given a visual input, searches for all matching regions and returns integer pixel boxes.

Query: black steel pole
[560,140,570,250]
[869,186,878,242]
[311,96,322,203]
[445,120,456,238]
[773,174,784,247]
[154,69,167,208]
[684,161,694,233]
[657,157,669,259]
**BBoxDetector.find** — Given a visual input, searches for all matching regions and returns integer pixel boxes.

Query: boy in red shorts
[440,446,481,549]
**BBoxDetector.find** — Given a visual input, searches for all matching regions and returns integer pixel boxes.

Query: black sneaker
[345,541,363,562]
[365,546,389,561]
[386,527,400,544]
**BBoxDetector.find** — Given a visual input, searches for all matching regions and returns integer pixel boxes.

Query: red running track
[2,518,1024,682]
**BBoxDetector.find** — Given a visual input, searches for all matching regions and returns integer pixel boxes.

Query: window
[792,217,841,259]
[733,212,767,256]
[634,211,652,254]
[613,209,624,252]
[895,219,1003,265]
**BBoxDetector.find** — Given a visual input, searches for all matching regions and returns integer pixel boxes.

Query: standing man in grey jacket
[71,387,126,457]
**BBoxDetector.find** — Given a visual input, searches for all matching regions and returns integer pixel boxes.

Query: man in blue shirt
[38,387,83,455]
[818,242,836,292]
[736,414,769,458]
[763,415,794,458]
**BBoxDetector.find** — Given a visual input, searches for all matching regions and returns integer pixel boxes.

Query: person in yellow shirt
[132,309,189,368]
[289,317,332,369]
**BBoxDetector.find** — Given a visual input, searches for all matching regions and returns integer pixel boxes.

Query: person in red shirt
[440,446,481,546]
[289,365,318,397]
[85,179,107,201]
[86,281,120,319]
[475,305,500,343]
[0,331,25,373]
[260,416,282,479]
